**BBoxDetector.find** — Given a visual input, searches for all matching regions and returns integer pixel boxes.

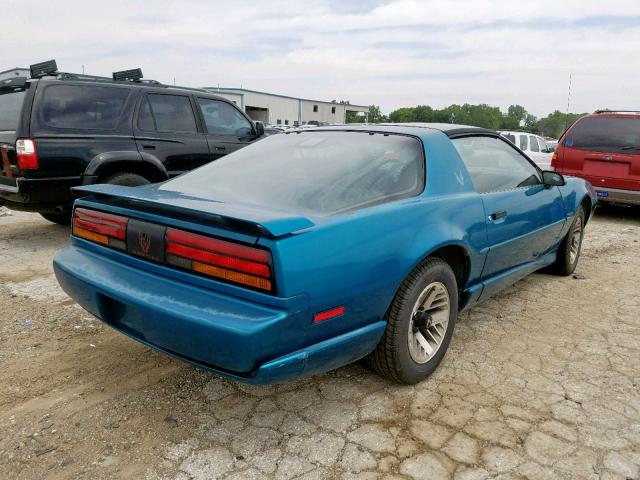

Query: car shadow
[593,202,640,223]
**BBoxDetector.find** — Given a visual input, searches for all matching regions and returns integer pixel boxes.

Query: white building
[203,87,369,126]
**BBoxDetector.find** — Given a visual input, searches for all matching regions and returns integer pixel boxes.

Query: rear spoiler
[71,184,315,238]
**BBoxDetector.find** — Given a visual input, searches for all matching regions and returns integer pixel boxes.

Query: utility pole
[82,64,85,75]
[565,73,572,130]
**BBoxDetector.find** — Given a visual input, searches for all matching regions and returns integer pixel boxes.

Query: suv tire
[40,212,71,225]
[367,257,458,384]
[102,172,151,187]
[551,207,585,276]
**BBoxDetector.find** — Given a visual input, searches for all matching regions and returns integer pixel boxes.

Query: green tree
[367,104,387,123]
[536,110,586,138]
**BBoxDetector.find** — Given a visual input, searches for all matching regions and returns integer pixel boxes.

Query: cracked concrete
[0,205,638,479]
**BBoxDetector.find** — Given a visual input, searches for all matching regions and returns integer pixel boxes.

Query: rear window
[161,131,424,216]
[502,134,515,144]
[39,84,129,129]
[566,116,640,152]
[0,91,26,131]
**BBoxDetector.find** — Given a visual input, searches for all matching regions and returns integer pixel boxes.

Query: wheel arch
[83,151,169,184]
[386,241,473,316]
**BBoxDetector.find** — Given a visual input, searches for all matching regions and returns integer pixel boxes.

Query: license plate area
[126,219,167,262]
[596,191,609,198]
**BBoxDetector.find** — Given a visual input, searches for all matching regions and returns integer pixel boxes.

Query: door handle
[214,146,226,151]
[142,145,156,150]
[489,210,507,221]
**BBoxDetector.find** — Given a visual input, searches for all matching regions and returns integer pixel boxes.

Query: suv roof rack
[594,109,640,115]
[30,59,58,79]
[113,68,144,82]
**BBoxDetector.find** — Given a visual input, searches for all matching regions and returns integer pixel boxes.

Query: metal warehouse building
[203,87,369,126]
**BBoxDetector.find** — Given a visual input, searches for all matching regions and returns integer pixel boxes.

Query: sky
[3,0,640,117]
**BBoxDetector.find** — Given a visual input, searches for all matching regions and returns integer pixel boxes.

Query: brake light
[165,228,273,291]
[16,139,39,169]
[551,151,558,168]
[72,208,128,250]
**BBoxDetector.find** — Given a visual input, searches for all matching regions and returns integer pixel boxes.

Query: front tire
[551,208,585,276]
[368,257,458,384]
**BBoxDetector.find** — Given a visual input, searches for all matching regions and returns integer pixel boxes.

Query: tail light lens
[165,228,273,292]
[16,139,39,169]
[551,151,558,168]
[72,208,128,250]
[71,208,275,293]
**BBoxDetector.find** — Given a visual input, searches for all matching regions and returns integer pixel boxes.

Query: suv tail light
[165,228,273,291]
[72,208,128,250]
[16,139,39,169]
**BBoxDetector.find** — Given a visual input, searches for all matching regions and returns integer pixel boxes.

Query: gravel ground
[0,206,639,480]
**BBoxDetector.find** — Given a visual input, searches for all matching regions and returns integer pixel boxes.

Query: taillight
[165,228,273,292]
[72,208,128,250]
[16,139,39,169]
[551,151,558,168]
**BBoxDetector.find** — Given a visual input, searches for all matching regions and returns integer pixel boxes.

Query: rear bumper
[593,186,640,206]
[0,176,81,212]
[53,243,385,384]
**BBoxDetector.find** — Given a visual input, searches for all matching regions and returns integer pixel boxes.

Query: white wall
[204,88,368,126]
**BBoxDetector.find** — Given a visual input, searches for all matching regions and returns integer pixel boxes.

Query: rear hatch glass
[565,116,640,153]
[160,131,425,216]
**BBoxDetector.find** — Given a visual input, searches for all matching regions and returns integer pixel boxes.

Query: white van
[498,131,553,169]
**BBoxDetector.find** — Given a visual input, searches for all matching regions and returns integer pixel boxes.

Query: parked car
[545,138,558,152]
[54,124,596,385]
[552,111,640,205]
[0,61,265,224]
[498,131,554,169]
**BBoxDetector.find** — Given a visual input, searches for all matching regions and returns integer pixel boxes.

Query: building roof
[0,67,29,76]
[203,87,369,110]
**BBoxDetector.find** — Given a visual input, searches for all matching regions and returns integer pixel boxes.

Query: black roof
[377,122,497,137]
[30,72,212,96]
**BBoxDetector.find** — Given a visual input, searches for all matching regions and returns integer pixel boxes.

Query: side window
[503,134,515,144]
[40,84,129,130]
[519,135,528,150]
[452,136,541,194]
[197,98,253,137]
[138,94,197,133]
[529,135,540,152]
[537,137,548,152]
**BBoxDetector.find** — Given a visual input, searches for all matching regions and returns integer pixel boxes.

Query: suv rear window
[39,84,129,129]
[0,90,26,131]
[566,116,640,152]
[161,131,424,216]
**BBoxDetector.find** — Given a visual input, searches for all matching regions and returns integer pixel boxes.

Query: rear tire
[40,212,71,225]
[101,172,151,187]
[367,257,458,384]
[551,208,585,276]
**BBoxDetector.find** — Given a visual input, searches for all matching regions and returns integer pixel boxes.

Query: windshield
[566,116,640,152]
[161,131,424,216]
[0,90,26,131]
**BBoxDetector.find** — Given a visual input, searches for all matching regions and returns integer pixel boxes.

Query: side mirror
[542,170,565,187]
[255,121,265,137]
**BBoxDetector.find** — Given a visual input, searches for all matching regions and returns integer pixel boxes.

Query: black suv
[0,62,265,224]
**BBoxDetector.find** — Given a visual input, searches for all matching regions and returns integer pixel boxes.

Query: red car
[552,111,640,205]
